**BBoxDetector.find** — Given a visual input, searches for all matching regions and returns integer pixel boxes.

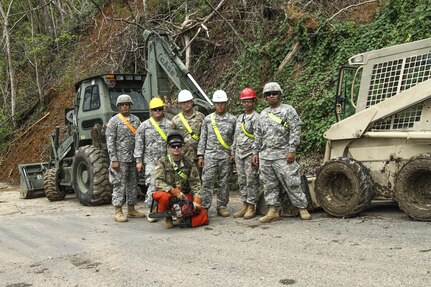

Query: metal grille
[372,104,423,130]
[369,52,431,130]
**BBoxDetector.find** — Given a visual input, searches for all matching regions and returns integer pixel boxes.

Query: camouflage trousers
[201,157,233,209]
[109,162,138,206]
[236,154,259,205]
[259,158,308,208]
[144,161,157,207]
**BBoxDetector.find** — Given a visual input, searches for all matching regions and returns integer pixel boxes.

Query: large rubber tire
[395,153,431,221]
[44,168,67,201]
[315,157,373,217]
[72,145,112,206]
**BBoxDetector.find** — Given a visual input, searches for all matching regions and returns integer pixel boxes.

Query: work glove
[170,187,185,200]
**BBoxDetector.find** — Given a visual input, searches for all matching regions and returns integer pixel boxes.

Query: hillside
[1,0,430,184]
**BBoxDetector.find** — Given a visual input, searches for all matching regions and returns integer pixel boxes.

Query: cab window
[83,85,100,111]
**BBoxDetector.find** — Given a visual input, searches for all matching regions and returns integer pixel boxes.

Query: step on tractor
[18,30,213,205]
[311,37,431,221]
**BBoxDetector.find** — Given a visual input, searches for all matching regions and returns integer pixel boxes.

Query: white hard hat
[263,82,283,95]
[212,90,228,103]
[116,94,133,106]
[178,90,194,103]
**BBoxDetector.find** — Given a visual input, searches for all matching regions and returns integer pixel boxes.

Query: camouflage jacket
[106,113,141,162]
[171,109,205,161]
[253,103,301,160]
[155,154,201,198]
[197,112,236,159]
[232,111,260,159]
[134,117,173,164]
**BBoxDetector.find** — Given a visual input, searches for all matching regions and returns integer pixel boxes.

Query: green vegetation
[220,0,431,155]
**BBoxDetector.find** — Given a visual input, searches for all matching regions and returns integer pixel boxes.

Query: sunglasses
[151,107,164,112]
[118,103,130,106]
[169,143,183,149]
[264,92,279,97]
[242,99,255,104]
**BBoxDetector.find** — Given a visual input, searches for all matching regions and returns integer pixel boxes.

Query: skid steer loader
[18,30,213,205]
[312,37,431,221]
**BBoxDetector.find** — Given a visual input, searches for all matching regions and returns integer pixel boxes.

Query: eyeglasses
[169,143,183,149]
[264,92,279,97]
[118,103,130,106]
[151,107,164,112]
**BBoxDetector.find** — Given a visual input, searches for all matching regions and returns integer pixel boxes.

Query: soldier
[106,94,145,223]
[252,82,311,223]
[232,88,260,219]
[153,130,207,229]
[197,90,236,217]
[171,90,205,162]
[134,97,173,222]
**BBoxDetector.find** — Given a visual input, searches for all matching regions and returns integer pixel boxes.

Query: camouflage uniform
[253,104,308,208]
[106,114,141,206]
[171,110,205,161]
[197,112,236,209]
[232,111,260,205]
[134,117,173,206]
[155,155,201,198]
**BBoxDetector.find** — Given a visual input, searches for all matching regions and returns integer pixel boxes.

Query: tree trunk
[0,0,17,125]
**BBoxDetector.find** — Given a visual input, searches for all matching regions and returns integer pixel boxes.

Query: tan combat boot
[259,206,280,223]
[127,205,146,218]
[244,204,256,220]
[114,206,128,223]
[163,217,173,229]
[299,208,311,220]
[217,208,230,217]
[233,202,249,218]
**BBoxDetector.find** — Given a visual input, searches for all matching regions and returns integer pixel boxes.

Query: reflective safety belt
[118,113,137,135]
[168,154,188,180]
[268,112,289,129]
[241,114,254,138]
[179,113,199,141]
[211,113,231,150]
[150,117,167,141]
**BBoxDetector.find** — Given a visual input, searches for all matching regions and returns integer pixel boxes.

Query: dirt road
[1,182,430,287]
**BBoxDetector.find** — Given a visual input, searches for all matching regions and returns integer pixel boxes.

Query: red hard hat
[240,87,257,100]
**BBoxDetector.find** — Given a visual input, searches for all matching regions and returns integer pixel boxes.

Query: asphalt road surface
[0,182,430,287]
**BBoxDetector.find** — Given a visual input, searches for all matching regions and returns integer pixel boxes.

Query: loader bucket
[17,162,49,199]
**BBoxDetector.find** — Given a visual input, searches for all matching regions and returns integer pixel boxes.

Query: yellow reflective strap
[150,117,167,141]
[168,154,188,180]
[241,122,255,138]
[179,113,199,141]
[211,113,231,150]
[268,112,289,128]
[118,113,137,135]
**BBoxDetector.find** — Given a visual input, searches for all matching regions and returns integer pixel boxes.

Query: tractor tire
[315,157,373,218]
[72,145,112,206]
[395,153,431,221]
[43,168,67,201]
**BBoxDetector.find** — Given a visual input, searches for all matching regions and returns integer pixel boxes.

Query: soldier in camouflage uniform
[171,90,205,161]
[134,97,173,222]
[232,88,260,219]
[197,90,236,217]
[252,82,311,223]
[106,94,146,223]
[154,130,204,228]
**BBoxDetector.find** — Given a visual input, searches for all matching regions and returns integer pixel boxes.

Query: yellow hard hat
[149,97,164,109]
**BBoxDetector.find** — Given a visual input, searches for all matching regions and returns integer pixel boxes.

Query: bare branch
[315,0,377,34]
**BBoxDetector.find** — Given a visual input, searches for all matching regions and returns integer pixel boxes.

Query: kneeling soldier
[152,130,208,229]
